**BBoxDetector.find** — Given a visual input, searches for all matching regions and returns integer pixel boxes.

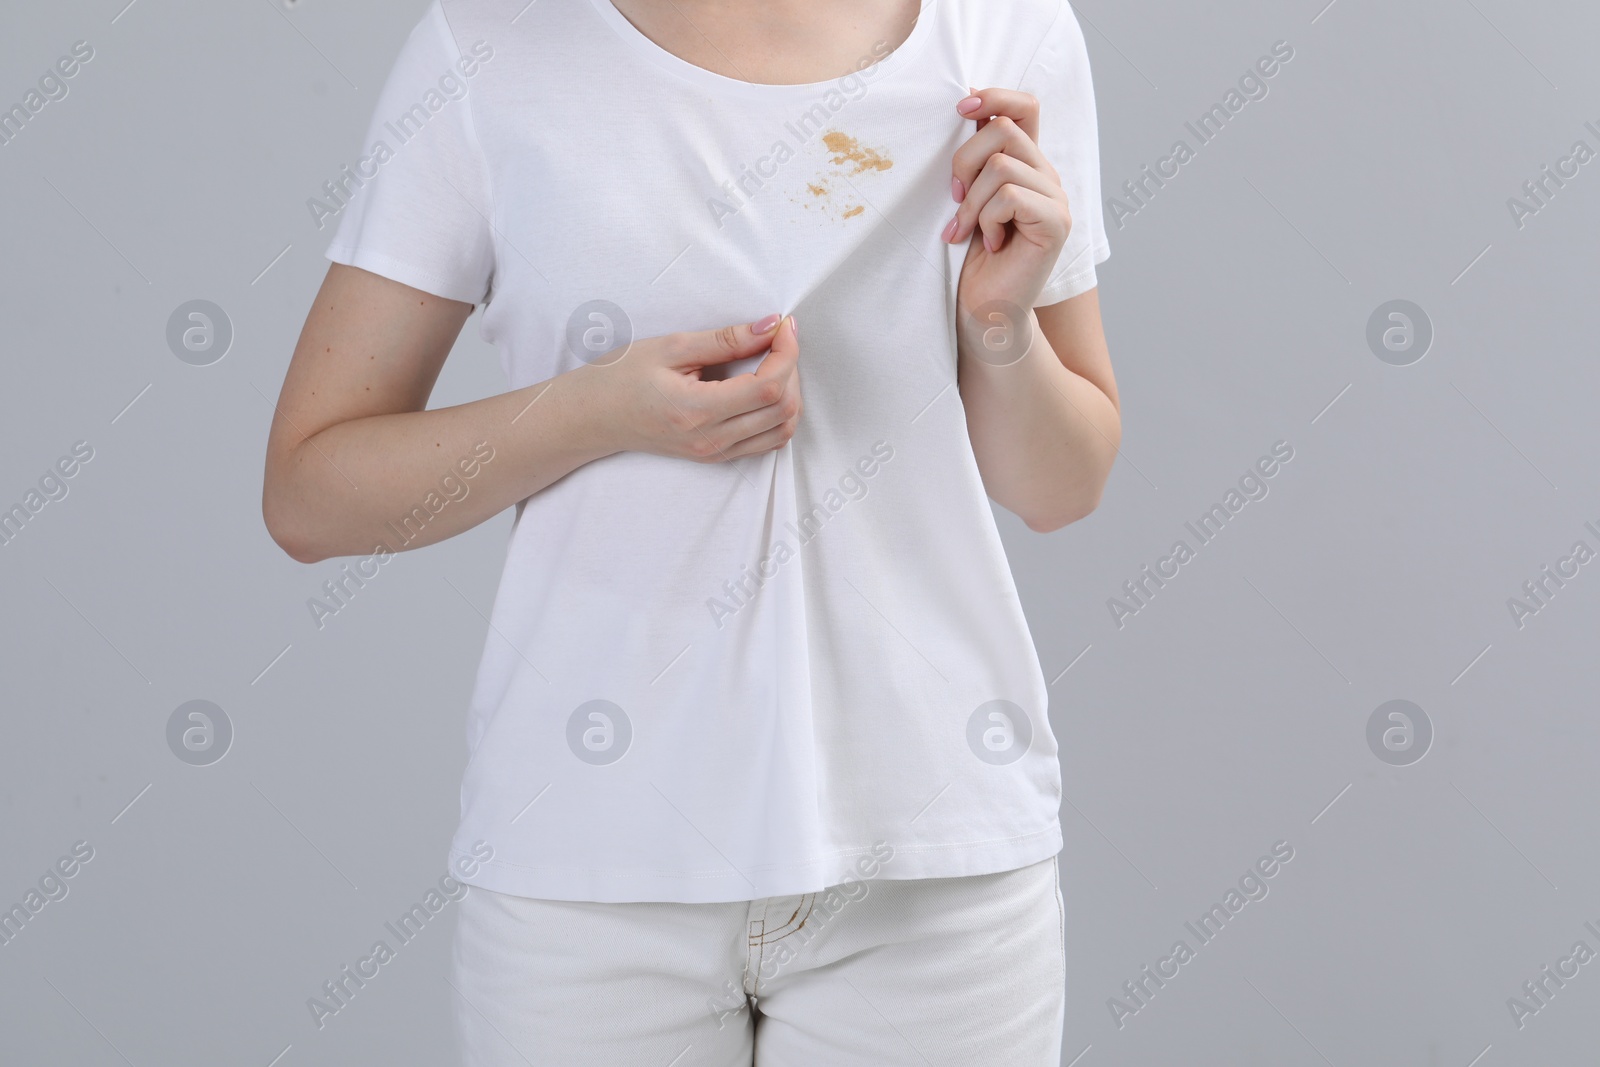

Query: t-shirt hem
[1037,242,1110,306]
[325,243,486,305]
[449,822,1064,904]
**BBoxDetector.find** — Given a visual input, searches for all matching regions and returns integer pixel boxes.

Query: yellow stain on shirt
[789,133,892,222]
[822,131,894,173]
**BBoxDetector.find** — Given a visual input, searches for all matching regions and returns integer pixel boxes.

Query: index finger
[701,314,799,415]
[956,87,1041,144]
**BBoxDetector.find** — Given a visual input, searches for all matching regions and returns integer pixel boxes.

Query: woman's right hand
[578,313,803,463]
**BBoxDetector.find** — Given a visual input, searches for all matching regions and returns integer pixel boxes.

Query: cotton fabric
[325,0,1110,903]
[449,853,1065,1065]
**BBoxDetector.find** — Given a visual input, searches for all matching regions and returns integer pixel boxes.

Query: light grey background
[2,0,1597,1065]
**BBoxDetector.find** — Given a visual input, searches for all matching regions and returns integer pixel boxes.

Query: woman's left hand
[944,88,1073,317]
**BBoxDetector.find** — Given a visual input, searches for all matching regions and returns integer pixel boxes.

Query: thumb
[670,314,788,370]
[750,314,799,383]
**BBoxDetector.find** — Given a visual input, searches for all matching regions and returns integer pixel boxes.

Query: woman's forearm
[957,309,1121,533]
[264,371,614,564]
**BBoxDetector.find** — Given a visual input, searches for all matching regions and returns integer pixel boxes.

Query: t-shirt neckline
[585,0,937,100]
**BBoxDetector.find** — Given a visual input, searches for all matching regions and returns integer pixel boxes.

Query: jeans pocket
[1053,855,1066,976]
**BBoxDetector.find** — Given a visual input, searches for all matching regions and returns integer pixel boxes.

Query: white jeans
[449,855,1065,1066]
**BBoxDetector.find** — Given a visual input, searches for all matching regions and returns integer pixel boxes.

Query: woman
[263,0,1119,1062]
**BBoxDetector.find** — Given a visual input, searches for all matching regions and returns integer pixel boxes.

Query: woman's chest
[477,79,966,326]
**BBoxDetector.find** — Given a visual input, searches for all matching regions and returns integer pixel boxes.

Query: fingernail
[984,231,998,253]
[752,313,780,333]
[951,176,965,203]
[941,215,959,242]
[957,95,983,114]
[789,315,798,340]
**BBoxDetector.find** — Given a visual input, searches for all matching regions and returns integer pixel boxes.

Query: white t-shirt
[325,0,1109,904]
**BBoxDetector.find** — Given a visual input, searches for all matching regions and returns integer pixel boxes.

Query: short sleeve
[322,0,495,305]
[1019,0,1109,306]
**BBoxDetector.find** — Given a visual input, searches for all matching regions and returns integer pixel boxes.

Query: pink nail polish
[941,216,958,242]
[957,95,983,114]
[752,313,780,333]
[951,176,965,203]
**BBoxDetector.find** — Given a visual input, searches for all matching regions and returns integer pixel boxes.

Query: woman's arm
[957,288,1120,533]
[263,264,602,563]
[262,264,801,564]
[945,88,1121,533]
